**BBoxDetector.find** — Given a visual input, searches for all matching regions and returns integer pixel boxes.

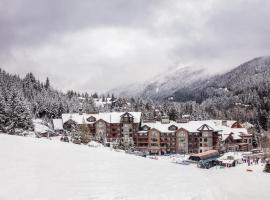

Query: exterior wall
[134,131,148,152]
[241,135,253,151]
[199,131,213,153]
[107,123,120,142]
[188,133,200,154]
[95,120,107,141]
[176,129,189,154]
[148,129,161,155]
[212,132,221,151]
[160,132,176,154]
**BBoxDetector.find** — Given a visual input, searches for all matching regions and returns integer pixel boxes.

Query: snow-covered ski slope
[0,134,269,200]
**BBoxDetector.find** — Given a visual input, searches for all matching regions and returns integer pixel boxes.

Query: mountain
[173,56,270,103]
[110,65,213,100]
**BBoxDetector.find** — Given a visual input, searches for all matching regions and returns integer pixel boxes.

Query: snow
[33,119,52,134]
[141,120,251,141]
[88,141,103,148]
[62,112,142,124]
[93,98,112,107]
[0,134,269,200]
[52,119,63,130]
[141,120,219,133]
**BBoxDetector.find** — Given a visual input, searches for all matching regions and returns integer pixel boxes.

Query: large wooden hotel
[56,112,254,155]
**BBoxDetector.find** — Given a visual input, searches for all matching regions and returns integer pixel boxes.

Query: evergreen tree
[0,90,6,132]
[45,77,50,89]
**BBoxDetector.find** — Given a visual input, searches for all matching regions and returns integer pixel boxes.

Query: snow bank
[0,134,269,200]
[33,118,53,134]
[88,141,103,148]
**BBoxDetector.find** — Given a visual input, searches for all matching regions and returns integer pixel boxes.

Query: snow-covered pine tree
[0,89,7,133]
[5,88,33,134]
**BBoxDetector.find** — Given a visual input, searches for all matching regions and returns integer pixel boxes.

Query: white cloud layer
[0,0,270,92]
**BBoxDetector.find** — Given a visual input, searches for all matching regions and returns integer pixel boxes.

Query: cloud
[2,27,175,92]
[0,0,270,92]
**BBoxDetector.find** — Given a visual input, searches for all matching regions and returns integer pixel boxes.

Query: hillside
[0,134,269,200]
[173,56,270,103]
[141,66,211,100]
[110,66,212,100]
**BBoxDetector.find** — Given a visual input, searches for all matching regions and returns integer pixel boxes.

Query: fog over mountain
[110,65,213,99]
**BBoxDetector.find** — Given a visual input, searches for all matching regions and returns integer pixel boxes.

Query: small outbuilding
[189,150,220,162]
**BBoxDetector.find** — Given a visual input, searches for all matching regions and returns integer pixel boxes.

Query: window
[169,125,177,131]
[143,126,149,131]
[204,138,207,142]
[87,116,96,122]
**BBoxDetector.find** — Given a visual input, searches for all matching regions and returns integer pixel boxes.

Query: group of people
[242,156,260,166]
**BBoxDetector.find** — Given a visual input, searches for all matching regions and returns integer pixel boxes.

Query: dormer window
[168,125,178,131]
[87,116,96,122]
[120,112,134,123]
[142,125,150,131]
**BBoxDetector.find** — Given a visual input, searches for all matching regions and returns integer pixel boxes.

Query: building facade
[59,113,253,154]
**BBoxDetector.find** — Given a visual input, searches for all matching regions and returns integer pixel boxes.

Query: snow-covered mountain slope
[110,65,212,100]
[0,134,269,200]
[173,56,270,103]
[141,66,211,100]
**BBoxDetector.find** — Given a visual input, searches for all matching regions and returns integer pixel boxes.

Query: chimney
[222,120,227,127]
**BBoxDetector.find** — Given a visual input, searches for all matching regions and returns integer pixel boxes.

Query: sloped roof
[33,119,53,134]
[62,112,141,124]
[53,119,63,130]
[217,126,250,141]
[141,121,220,133]
[197,124,214,131]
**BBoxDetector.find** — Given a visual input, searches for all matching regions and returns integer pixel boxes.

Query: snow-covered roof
[218,152,244,161]
[139,120,251,140]
[33,119,52,134]
[53,119,63,130]
[62,112,142,125]
[216,126,250,141]
[209,120,237,127]
[241,122,254,129]
[140,120,220,133]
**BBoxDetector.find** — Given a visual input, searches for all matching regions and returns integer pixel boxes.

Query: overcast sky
[0,0,270,93]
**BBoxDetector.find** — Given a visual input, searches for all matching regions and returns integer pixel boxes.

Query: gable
[168,125,178,131]
[231,122,243,128]
[197,124,214,131]
[120,112,134,123]
[87,116,96,122]
[142,125,150,131]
